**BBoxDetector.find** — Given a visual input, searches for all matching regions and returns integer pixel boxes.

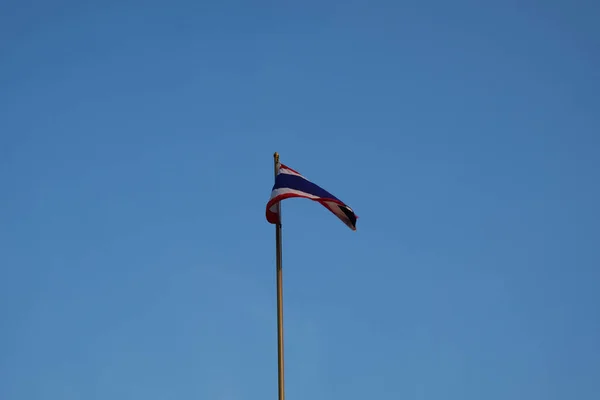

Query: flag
[266,163,358,231]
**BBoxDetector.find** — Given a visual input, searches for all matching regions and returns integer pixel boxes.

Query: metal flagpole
[274,152,285,400]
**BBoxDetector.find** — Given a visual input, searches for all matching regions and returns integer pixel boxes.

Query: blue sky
[1,1,599,399]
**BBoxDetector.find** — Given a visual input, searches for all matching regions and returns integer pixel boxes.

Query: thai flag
[266,164,358,231]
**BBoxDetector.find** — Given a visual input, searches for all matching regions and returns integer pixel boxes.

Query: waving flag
[266,163,357,231]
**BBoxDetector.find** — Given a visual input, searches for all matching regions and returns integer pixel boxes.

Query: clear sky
[1,1,599,399]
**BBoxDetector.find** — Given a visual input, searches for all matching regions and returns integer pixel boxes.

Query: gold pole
[274,152,285,400]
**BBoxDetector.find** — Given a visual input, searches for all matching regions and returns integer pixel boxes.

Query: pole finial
[274,152,280,162]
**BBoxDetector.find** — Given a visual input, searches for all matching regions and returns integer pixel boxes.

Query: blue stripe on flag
[273,174,341,202]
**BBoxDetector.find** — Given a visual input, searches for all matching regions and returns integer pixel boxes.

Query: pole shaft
[274,152,285,400]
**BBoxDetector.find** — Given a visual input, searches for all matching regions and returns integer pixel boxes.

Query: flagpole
[274,152,285,400]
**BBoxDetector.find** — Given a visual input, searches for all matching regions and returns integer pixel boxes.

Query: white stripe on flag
[268,188,320,212]
[278,167,306,179]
